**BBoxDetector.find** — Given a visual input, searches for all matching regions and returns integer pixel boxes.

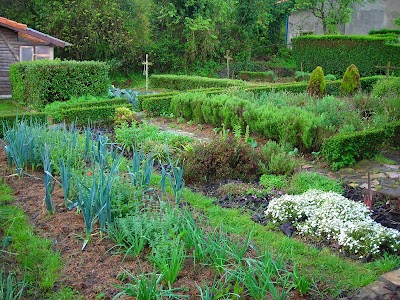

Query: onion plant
[41,144,55,214]
[150,238,186,286]
[0,270,26,300]
[166,146,185,204]
[128,146,154,198]
[113,270,188,300]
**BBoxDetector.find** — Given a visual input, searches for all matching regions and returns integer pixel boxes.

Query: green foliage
[0,270,26,300]
[0,113,47,138]
[44,96,127,123]
[259,141,299,175]
[259,174,289,192]
[140,93,178,116]
[238,71,276,82]
[292,35,400,76]
[10,60,110,109]
[371,77,400,99]
[62,105,125,126]
[307,66,326,97]
[150,75,246,90]
[340,64,361,95]
[321,122,400,170]
[288,172,344,195]
[295,71,311,82]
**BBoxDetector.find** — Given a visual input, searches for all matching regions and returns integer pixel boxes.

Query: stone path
[351,268,400,300]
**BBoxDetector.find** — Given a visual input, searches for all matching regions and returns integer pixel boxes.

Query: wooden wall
[0,26,52,97]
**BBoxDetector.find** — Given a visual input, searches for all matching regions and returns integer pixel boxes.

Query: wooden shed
[0,17,70,98]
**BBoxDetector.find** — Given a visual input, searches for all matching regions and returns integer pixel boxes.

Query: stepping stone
[370,173,387,179]
[384,164,400,170]
[380,268,400,288]
[386,172,400,179]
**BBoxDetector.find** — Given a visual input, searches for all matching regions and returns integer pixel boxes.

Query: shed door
[0,32,18,97]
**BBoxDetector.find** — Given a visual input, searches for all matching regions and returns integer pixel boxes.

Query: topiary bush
[340,64,361,96]
[307,66,326,97]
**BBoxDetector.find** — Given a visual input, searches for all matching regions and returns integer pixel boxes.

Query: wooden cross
[375,61,400,80]
[224,50,233,79]
[142,54,153,91]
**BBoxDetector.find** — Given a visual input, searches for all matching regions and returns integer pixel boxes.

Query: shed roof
[0,17,71,47]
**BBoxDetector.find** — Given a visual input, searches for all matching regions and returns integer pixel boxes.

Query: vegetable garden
[1,61,400,299]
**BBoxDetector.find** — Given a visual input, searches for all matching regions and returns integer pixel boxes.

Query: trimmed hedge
[150,74,246,90]
[0,112,47,137]
[238,71,276,82]
[45,97,127,123]
[10,60,110,109]
[369,29,400,35]
[292,35,400,76]
[62,104,125,126]
[322,121,400,170]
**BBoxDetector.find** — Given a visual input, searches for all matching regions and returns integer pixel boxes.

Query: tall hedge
[292,35,400,76]
[10,60,110,109]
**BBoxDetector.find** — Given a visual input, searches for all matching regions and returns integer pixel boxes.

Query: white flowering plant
[265,190,400,257]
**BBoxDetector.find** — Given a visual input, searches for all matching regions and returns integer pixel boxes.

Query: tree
[293,0,375,34]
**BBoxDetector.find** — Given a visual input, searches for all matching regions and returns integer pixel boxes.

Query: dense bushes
[10,60,110,109]
[238,71,276,82]
[307,66,326,97]
[150,74,246,90]
[321,121,400,170]
[292,35,400,76]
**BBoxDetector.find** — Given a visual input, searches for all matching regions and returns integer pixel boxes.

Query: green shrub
[62,104,125,126]
[150,74,246,91]
[325,74,337,81]
[259,174,289,192]
[288,172,343,195]
[371,77,400,99]
[307,66,326,97]
[292,35,400,76]
[259,141,298,175]
[238,71,276,82]
[44,96,127,123]
[321,126,393,170]
[10,60,109,109]
[340,64,361,95]
[295,71,311,82]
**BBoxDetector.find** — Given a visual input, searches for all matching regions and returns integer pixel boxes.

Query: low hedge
[322,121,400,170]
[0,112,47,137]
[150,74,246,90]
[10,60,110,109]
[45,98,127,123]
[238,71,276,82]
[62,104,125,126]
[292,35,400,76]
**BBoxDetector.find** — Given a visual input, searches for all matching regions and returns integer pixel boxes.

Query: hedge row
[62,104,125,126]
[238,71,276,82]
[140,88,226,116]
[9,60,110,109]
[170,92,325,151]
[46,98,127,123]
[292,35,400,76]
[150,74,246,90]
[0,112,47,137]
[322,121,400,170]
[245,76,384,96]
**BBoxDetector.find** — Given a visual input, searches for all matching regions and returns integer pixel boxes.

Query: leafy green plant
[295,71,310,82]
[113,270,188,299]
[166,153,185,205]
[41,144,55,214]
[128,146,154,198]
[307,66,326,97]
[292,263,312,296]
[340,64,361,95]
[0,270,26,300]
[259,174,289,192]
[150,238,186,286]
[58,158,72,207]
[109,215,148,258]
[288,172,343,195]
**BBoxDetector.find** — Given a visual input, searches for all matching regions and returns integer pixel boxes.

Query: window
[19,46,54,61]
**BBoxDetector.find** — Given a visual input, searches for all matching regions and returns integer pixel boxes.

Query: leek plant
[57,158,72,207]
[41,144,55,214]
[166,155,185,205]
[128,146,154,198]
[0,270,26,300]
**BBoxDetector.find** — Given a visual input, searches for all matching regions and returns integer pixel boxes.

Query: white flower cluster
[265,190,400,256]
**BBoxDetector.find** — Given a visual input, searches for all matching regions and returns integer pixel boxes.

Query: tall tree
[293,0,375,34]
